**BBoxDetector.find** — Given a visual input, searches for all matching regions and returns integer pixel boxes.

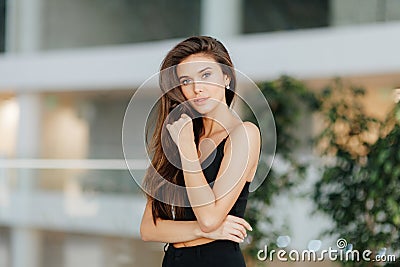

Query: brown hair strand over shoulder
[142,36,237,225]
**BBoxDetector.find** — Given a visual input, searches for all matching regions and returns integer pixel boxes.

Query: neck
[201,103,240,138]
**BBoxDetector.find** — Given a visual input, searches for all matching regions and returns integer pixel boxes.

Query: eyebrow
[178,67,212,80]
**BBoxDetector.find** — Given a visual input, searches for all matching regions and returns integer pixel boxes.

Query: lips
[193,97,209,105]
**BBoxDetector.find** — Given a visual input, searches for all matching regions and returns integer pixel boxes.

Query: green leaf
[370,171,378,182]
[393,166,400,178]
[393,214,400,226]
[378,150,390,165]
[383,161,393,175]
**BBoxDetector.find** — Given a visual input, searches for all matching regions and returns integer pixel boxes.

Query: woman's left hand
[166,113,195,147]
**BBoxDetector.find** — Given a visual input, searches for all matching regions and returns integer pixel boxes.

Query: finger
[228,220,247,237]
[166,124,175,132]
[230,216,252,230]
[228,215,252,231]
[230,222,247,238]
[227,234,244,244]
[229,228,246,239]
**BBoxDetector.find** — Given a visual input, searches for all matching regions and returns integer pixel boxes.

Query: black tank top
[181,136,251,220]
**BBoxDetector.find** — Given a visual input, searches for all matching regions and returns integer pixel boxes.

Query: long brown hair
[142,36,237,224]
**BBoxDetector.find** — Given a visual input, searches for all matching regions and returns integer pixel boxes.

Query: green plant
[240,76,399,266]
[313,79,400,266]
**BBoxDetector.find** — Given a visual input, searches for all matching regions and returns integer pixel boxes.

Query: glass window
[41,0,201,50]
[39,90,147,195]
[243,0,329,33]
[0,0,5,52]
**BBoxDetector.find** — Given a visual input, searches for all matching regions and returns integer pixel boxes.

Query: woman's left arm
[169,120,261,233]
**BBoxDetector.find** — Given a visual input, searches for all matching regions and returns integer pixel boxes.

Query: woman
[140,36,261,267]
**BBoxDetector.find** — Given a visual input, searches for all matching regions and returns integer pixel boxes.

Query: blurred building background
[0,0,399,267]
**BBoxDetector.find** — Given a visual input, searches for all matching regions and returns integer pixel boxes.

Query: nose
[193,80,204,94]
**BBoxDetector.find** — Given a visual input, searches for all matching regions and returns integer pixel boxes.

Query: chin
[195,105,218,115]
[192,107,211,115]
[189,99,220,115]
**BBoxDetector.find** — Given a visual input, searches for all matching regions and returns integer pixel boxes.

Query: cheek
[208,87,225,102]
[180,87,192,99]
[208,75,224,86]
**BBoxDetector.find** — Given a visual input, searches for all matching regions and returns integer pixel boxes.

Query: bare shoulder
[224,121,261,153]
[228,121,260,141]
[243,121,260,138]
[223,121,261,182]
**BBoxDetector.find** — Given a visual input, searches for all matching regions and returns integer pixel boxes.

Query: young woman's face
[176,53,230,114]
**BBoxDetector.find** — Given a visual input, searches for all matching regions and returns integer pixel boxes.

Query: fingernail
[249,226,253,231]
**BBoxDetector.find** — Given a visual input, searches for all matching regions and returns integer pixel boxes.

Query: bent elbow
[140,231,150,242]
[140,228,149,242]
[140,222,153,242]
[198,218,220,233]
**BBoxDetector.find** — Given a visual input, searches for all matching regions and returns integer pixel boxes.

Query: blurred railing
[0,159,148,238]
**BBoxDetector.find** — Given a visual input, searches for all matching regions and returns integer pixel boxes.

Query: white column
[16,93,42,190]
[200,0,242,39]
[5,0,43,52]
[11,93,43,267]
[16,94,42,158]
[7,0,44,265]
